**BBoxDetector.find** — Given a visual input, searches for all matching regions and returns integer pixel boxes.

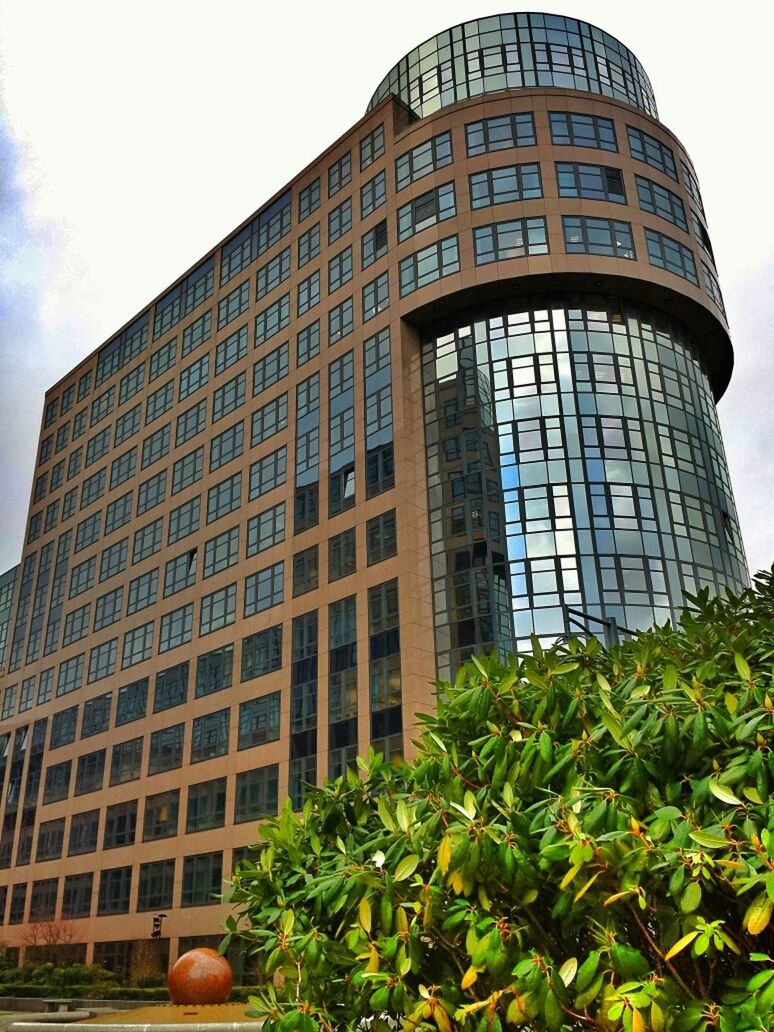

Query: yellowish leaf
[358,895,372,933]
[744,891,773,935]
[709,780,743,806]
[574,871,601,902]
[664,930,699,961]
[461,965,478,990]
[438,833,452,876]
[560,863,582,889]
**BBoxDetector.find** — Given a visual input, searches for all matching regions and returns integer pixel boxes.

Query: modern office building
[0,13,747,975]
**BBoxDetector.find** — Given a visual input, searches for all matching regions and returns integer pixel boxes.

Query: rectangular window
[328,246,353,292]
[176,398,207,446]
[74,512,101,552]
[103,799,137,849]
[395,130,452,190]
[255,294,290,346]
[36,818,65,862]
[150,337,177,381]
[217,279,249,330]
[466,113,536,156]
[191,709,229,763]
[473,217,549,264]
[87,637,117,683]
[44,500,60,533]
[116,677,148,726]
[86,427,111,466]
[298,178,320,221]
[121,621,153,669]
[241,626,282,682]
[90,387,115,427]
[563,216,635,259]
[328,197,352,244]
[143,788,179,839]
[168,497,200,545]
[137,469,166,515]
[119,363,145,404]
[238,691,281,748]
[182,852,222,907]
[329,528,356,582]
[148,723,184,775]
[253,341,289,397]
[645,228,698,284]
[97,866,131,915]
[159,603,194,652]
[50,706,78,749]
[235,765,279,822]
[328,296,354,344]
[298,223,320,268]
[555,162,625,204]
[154,257,214,338]
[204,526,239,578]
[141,423,170,469]
[399,236,459,296]
[297,270,320,314]
[681,158,705,214]
[245,561,284,615]
[73,407,87,438]
[397,182,455,242]
[635,174,688,230]
[137,859,175,911]
[179,355,210,402]
[200,583,237,635]
[68,809,98,856]
[246,501,285,557]
[114,404,141,446]
[70,556,96,597]
[109,736,143,786]
[627,125,677,180]
[207,472,241,523]
[360,123,384,170]
[703,260,725,313]
[471,163,543,208]
[67,448,83,481]
[63,602,90,646]
[195,643,233,699]
[361,169,386,218]
[361,219,388,269]
[549,111,617,151]
[75,748,105,795]
[172,446,204,493]
[186,777,226,832]
[255,247,290,301]
[210,421,244,471]
[43,759,71,803]
[362,271,389,321]
[215,324,248,377]
[132,517,163,562]
[249,446,286,501]
[328,152,351,197]
[297,320,320,366]
[145,380,174,424]
[212,372,245,423]
[154,661,189,712]
[94,586,123,630]
[182,310,212,357]
[110,447,136,490]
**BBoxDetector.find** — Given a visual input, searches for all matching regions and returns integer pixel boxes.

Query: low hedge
[0,984,261,1002]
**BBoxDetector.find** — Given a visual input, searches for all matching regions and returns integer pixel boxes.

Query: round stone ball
[168,947,234,1005]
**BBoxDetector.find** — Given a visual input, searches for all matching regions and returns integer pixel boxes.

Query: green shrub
[224,572,774,1031]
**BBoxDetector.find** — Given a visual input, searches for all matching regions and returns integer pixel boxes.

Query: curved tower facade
[0,12,746,970]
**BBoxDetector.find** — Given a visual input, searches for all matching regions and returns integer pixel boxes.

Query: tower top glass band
[367,12,657,120]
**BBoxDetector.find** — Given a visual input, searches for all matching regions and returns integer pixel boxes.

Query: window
[159,603,194,652]
[94,587,122,631]
[361,169,386,218]
[203,526,239,578]
[255,294,290,346]
[70,557,96,597]
[217,279,249,330]
[143,789,179,840]
[212,372,245,422]
[395,130,452,190]
[245,561,284,615]
[466,113,536,155]
[56,658,84,702]
[132,518,163,562]
[179,355,210,401]
[110,447,136,489]
[154,661,189,712]
[121,621,153,668]
[168,497,200,544]
[145,380,174,424]
[77,370,92,400]
[164,550,197,597]
[137,469,166,515]
[148,723,184,775]
[75,749,106,795]
[215,324,248,375]
[8,884,27,925]
[703,261,725,313]
[68,810,98,856]
[50,459,65,489]
[329,528,356,582]
[73,408,87,439]
[114,404,140,445]
[298,178,320,221]
[360,123,384,170]
[362,272,389,321]
[63,603,90,646]
[119,363,145,404]
[86,427,111,466]
[43,759,71,804]
[104,492,133,536]
[137,859,175,911]
[33,471,48,503]
[366,443,394,499]
[200,583,236,635]
[62,487,77,521]
[297,270,320,314]
[154,257,214,338]
[195,643,233,698]
[90,387,115,427]
[74,512,101,552]
[44,497,59,534]
[173,446,204,493]
[361,219,388,269]
[471,163,543,208]
[29,879,58,921]
[399,237,459,296]
[62,873,92,918]
[563,216,635,259]
[246,502,285,557]
[191,709,229,763]
[328,296,354,344]
[645,228,698,284]
[207,472,241,522]
[186,778,226,832]
[103,800,137,849]
[473,218,549,264]
[50,706,78,749]
[627,125,677,180]
[38,671,54,707]
[238,691,281,748]
[328,246,353,292]
[328,198,353,246]
[150,337,177,380]
[681,158,704,214]
[555,162,625,203]
[255,248,290,301]
[253,341,289,396]
[251,395,288,450]
[182,310,212,357]
[328,152,351,197]
[396,183,455,243]
[44,397,59,427]
[176,398,207,446]
[235,765,279,822]
[141,424,170,469]
[36,818,65,862]
[241,626,282,682]
[249,446,286,500]
[87,638,117,683]
[182,852,222,907]
[549,112,617,151]
[298,223,320,268]
[116,677,148,725]
[61,383,75,412]
[635,175,688,230]
[109,736,142,786]
[97,866,131,915]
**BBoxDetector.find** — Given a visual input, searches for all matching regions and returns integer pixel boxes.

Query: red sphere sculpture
[168,947,233,1005]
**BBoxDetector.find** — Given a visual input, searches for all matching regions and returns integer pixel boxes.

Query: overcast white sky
[0,0,772,576]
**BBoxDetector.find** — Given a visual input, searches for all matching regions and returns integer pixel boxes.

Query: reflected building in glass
[0,12,747,970]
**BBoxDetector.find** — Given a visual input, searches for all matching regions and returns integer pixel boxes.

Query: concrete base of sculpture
[9,1002,261,1029]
